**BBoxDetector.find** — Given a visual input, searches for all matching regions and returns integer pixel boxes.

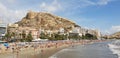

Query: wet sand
[33,46,67,58]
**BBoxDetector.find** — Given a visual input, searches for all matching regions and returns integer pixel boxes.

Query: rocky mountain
[16,11,79,32]
[110,32,120,38]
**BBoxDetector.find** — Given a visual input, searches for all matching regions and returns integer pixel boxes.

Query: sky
[0,0,120,35]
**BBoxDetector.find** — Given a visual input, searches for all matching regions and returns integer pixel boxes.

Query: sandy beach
[0,40,105,58]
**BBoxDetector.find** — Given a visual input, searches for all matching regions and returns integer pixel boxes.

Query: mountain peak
[16,11,79,32]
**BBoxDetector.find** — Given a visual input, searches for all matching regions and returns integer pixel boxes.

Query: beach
[0,40,106,58]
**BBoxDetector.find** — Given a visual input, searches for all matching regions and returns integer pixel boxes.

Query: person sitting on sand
[4,42,9,51]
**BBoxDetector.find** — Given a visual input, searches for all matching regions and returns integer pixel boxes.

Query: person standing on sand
[0,44,2,53]
[11,44,15,53]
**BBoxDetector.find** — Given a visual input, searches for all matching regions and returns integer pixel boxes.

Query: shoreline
[49,40,117,58]
[0,40,106,58]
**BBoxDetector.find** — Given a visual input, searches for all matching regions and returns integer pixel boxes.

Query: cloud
[0,0,116,24]
[40,0,61,13]
[7,0,16,3]
[0,0,16,4]
[103,26,120,35]
[0,2,26,24]
[97,0,112,5]
[75,0,113,9]
[0,0,62,24]
[111,26,120,32]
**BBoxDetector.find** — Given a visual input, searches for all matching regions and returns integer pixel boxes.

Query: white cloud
[0,0,16,4]
[97,0,112,5]
[102,26,120,35]
[76,0,113,8]
[7,0,16,3]
[0,0,116,24]
[111,26,120,32]
[0,2,26,24]
[40,0,61,13]
[67,0,113,11]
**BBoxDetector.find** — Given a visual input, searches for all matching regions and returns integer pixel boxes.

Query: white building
[59,28,65,34]
[0,23,7,39]
[70,26,83,37]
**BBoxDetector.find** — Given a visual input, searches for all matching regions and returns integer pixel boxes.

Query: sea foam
[108,40,120,58]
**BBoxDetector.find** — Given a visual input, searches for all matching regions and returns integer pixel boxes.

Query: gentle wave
[108,40,120,58]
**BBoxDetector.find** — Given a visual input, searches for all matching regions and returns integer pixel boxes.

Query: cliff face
[110,32,120,38]
[16,11,78,32]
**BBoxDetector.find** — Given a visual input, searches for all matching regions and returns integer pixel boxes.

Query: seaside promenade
[0,40,105,58]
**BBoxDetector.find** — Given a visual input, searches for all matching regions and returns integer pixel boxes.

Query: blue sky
[0,0,120,34]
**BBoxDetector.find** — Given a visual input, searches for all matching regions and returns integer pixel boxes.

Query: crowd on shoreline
[0,40,105,57]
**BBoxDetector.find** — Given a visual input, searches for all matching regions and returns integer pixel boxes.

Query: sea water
[108,40,120,58]
[49,41,118,58]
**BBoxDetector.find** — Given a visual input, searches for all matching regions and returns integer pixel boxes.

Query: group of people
[0,40,104,54]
